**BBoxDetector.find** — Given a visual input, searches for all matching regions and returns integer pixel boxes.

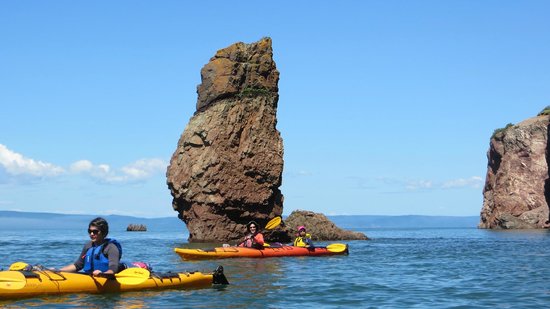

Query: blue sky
[1,1,549,218]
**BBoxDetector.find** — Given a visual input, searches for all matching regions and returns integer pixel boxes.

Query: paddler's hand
[93,269,115,277]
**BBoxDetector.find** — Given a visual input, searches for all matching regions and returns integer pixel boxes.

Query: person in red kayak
[59,217,122,276]
[238,221,265,249]
[293,226,314,248]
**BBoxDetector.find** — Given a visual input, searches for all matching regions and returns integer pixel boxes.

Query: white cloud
[0,144,167,184]
[70,160,94,173]
[121,158,167,179]
[404,176,484,190]
[405,180,433,190]
[71,158,167,183]
[71,160,113,180]
[351,175,484,192]
[98,164,110,174]
[441,176,484,189]
[0,144,65,177]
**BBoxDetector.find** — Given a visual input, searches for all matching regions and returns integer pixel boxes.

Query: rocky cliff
[166,38,284,242]
[285,210,369,240]
[480,113,550,229]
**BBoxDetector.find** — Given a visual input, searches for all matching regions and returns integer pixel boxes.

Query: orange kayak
[174,244,349,260]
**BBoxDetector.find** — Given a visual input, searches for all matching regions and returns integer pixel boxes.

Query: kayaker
[59,217,122,276]
[293,226,314,248]
[238,221,265,249]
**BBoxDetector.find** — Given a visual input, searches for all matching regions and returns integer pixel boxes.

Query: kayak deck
[0,266,228,300]
[174,245,349,260]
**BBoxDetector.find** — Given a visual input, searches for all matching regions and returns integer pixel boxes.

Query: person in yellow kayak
[238,221,265,249]
[59,217,122,276]
[294,226,314,248]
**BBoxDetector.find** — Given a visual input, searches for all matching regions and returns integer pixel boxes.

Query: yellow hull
[0,266,228,299]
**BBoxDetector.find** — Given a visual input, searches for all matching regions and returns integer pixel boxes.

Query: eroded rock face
[196,38,279,112]
[480,115,550,229]
[284,210,369,240]
[167,38,284,242]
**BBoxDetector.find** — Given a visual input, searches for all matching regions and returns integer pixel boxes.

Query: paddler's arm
[238,234,252,247]
[60,243,89,272]
[254,233,265,247]
[92,242,120,276]
[59,264,77,272]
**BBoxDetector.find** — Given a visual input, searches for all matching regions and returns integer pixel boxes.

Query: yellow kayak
[0,266,228,299]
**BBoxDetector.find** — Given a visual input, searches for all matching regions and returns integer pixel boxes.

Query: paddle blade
[115,267,150,285]
[0,271,27,290]
[326,243,348,253]
[9,262,31,271]
[265,217,282,230]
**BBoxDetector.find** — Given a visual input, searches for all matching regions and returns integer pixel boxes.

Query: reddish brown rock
[480,115,550,229]
[284,210,369,240]
[126,224,147,232]
[196,38,279,112]
[167,38,284,242]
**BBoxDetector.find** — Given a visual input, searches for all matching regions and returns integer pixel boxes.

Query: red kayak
[174,244,349,260]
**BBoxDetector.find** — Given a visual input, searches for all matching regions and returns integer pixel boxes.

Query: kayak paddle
[326,243,348,253]
[0,271,27,290]
[115,267,150,285]
[237,217,282,247]
[265,216,282,230]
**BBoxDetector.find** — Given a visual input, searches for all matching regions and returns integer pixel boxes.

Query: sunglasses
[88,229,100,235]
[249,226,257,229]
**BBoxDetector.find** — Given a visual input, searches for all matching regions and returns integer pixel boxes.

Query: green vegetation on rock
[492,123,514,138]
[537,106,550,116]
[237,87,271,98]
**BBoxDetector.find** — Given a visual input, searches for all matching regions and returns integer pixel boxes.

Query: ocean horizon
[0,210,480,231]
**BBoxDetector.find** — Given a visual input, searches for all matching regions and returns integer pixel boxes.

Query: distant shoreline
[0,210,479,230]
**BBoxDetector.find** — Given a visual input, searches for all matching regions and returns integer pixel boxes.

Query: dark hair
[246,221,259,232]
[89,217,109,236]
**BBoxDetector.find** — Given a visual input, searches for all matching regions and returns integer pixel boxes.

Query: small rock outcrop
[480,112,550,229]
[166,38,284,242]
[284,210,369,240]
[126,224,147,232]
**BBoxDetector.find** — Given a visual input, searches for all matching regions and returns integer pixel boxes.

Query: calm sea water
[2,226,550,308]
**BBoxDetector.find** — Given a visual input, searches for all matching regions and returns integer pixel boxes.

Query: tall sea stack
[480,111,550,229]
[166,38,284,242]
